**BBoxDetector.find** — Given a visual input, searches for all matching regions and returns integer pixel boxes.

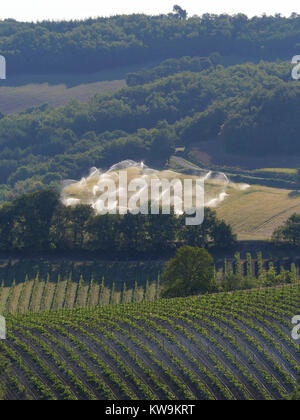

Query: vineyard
[0,273,160,314]
[0,259,163,289]
[0,252,299,314]
[0,284,299,400]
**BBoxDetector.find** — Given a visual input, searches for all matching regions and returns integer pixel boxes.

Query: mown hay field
[216,184,300,240]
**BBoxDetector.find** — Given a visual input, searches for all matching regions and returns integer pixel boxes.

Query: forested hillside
[0,60,298,204]
[1,13,300,74]
[1,12,300,206]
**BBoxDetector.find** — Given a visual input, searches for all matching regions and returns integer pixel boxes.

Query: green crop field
[254,168,297,175]
[0,284,299,400]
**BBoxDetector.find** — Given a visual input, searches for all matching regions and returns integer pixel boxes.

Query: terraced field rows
[0,284,299,400]
[0,276,159,314]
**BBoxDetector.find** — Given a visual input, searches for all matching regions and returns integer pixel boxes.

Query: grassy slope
[171,156,300,240]
[0,78,125,114]
[0,61,162,114]
[216,184,300,240]
[254,168,297,175]
[189,141,300,170]
[0,284,298,400]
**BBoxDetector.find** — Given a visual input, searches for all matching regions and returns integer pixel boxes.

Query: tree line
[272,214,300,246]
[0,190,236,254]
[161,246,299,298]
[126,53,222,86]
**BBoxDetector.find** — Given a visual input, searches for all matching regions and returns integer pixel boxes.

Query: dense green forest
[125,53,222,86]
[1,13,300,75]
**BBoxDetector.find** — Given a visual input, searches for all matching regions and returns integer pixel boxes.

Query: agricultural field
[0,284,299,400]
[171,155,300,241]
[0,78,125,114]
[0,272,160,314]
[215,184,300,241]
[0,259,163,289]
[254,169,297,175]
[0,61,159,114]
[186,141,300,171]
[0,251,298,315]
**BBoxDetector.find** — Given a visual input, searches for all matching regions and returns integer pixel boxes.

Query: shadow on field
[2,60,160,88]
[288,191,300,198]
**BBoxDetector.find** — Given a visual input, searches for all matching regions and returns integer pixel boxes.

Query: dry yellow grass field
[0,79,126,114]
[215,184,300,240]
[172,157,300,240]
[63,160,300,241]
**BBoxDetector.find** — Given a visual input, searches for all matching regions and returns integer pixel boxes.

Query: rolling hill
[0,284,298,400]
[0,61,164,114]
[0,79,125,115]
[170,156,300,240]
[216,184,300,240]
[0,67,132,114]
